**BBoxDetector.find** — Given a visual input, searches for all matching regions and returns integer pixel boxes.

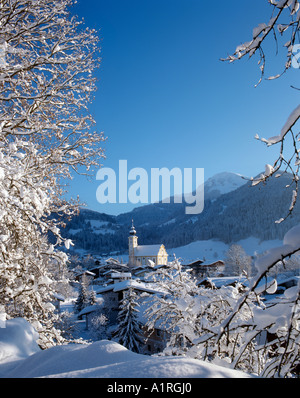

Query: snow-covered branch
[223,0,300,220]
[193,225,300,377]
[0,0,104,347]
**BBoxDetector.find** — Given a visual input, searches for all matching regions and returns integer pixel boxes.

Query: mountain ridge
[62,171,300,255]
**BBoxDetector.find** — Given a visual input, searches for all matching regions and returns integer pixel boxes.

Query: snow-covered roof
[52,293,65,302]
[103,268,129,276]
[199,275,300,296]
[94,279,164,295]
[277,275,300,286]
[75,270,96,277]
[111,272,131,278]
[78,304,103,317]
[135,245,164,256]
[198,276,247,289]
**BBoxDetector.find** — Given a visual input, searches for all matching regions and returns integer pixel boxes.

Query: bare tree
[224,244,252,276]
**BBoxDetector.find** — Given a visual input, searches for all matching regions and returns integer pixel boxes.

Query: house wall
[101,290,121,324]
[139,326,168,355]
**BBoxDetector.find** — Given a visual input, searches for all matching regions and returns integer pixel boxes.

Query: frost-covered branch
[0,0,104,347]
[223,0,300,220]
[222,0,300,83]
[193,225,300,377]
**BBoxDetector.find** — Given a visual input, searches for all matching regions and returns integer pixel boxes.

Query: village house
[186,260,225,279]
[78,224,172,354]
[74,269,96,283]
[95,278,160,321]
[94,275,169,354]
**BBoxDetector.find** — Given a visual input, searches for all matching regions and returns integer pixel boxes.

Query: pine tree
[75,274,93,317]
[115,287,143,353]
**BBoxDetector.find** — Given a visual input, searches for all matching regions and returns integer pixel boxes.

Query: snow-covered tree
[205,0,300,377]
[90,311,108,341]
[115,287,143,353]
[224,244,252,276]
[74,273,95,316]
[190,283,259,374]
[145,259,200,356]
[194,230,300,377]
[0,0,104,347]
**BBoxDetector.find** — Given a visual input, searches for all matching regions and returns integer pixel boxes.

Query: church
[128,221,168,268]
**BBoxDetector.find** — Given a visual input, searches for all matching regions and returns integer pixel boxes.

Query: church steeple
[128,220,138,268]
[129,219,136,236]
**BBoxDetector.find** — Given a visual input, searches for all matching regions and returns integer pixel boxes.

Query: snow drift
[5,340,255,378]
[0,318,41,363]
[0,318,255,378]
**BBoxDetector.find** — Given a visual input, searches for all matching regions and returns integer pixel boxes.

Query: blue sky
[67,0,300,215]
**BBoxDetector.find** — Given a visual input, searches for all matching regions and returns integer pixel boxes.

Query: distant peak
[204,172,246,198]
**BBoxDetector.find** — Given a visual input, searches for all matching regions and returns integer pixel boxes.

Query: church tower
[128,220,138,267]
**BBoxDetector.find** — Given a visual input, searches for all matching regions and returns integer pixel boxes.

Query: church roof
[134,244,165,257]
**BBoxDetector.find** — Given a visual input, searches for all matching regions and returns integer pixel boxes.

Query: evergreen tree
[75,274,93,317]
[115,287,143,353]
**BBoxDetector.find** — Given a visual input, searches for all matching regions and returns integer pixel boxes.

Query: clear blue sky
[66,0,300,215]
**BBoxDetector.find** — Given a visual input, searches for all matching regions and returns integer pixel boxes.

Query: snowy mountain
[203,172,246,200]
[62,171,300,257]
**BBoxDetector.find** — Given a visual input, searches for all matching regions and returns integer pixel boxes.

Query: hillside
[62,171,300,256]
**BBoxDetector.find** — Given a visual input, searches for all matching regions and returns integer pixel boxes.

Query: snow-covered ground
[118,237,283,265]
[168,237,282,264]
[0,318,255,378]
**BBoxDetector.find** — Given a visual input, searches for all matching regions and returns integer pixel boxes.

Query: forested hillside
[62,172,300,254]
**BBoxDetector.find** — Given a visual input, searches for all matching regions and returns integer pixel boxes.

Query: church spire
[129,219,136,236]
[128,220,138,268]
